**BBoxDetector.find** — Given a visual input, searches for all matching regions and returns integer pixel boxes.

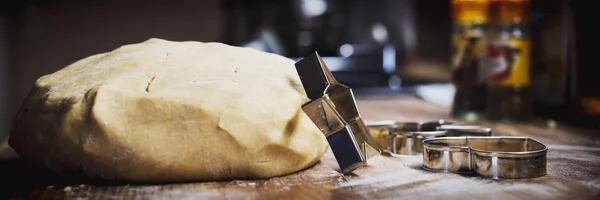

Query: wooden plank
[1,97,599,199]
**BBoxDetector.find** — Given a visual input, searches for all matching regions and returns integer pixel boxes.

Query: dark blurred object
[0,139,17,160]
[0,0,62,13]
[398,0,453,85]
[532,0,600,128]
[484,0,533,121]
[221,0,419,89]
[1,0,225,141]
[449,0,490,121]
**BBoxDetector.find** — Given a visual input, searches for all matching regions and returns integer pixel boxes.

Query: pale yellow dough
[9,38,328,183]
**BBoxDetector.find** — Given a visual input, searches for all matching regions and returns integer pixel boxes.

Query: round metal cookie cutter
[422,136,548,179]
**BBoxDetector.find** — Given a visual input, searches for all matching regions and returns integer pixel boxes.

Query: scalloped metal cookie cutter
[366,120,492,155]
[294,52,381,174]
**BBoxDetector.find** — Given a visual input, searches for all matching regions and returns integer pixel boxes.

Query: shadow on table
[0,158,165,199]
[0,158,72,199]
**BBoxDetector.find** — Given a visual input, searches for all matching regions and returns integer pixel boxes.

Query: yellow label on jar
[451,33,485,70]
[451,30,489,86]
[484,39,531,86]
[451,35,466,70]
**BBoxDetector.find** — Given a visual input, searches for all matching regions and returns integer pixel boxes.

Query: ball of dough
[9,38,328,183]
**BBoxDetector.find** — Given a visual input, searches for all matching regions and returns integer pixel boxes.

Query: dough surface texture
[9,38,328,183]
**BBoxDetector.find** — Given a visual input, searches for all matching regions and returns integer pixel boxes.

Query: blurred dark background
[0,0,596,140]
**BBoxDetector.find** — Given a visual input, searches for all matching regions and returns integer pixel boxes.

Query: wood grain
[1,97,599,199]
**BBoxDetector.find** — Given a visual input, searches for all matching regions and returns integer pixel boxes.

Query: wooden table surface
[1,96,599,199]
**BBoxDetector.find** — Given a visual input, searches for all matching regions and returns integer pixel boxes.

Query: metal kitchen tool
[366,120,492,155]
[422,136,547,179]
[295,52,381,174]
[436,124,493,137]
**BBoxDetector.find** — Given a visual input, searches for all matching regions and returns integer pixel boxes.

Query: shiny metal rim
[422,136,548,157]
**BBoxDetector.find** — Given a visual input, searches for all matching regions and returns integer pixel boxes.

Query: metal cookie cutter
[366,120,492,155]
[436,124,493,137]
[295,52,381,173]
[422,136,547,179]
